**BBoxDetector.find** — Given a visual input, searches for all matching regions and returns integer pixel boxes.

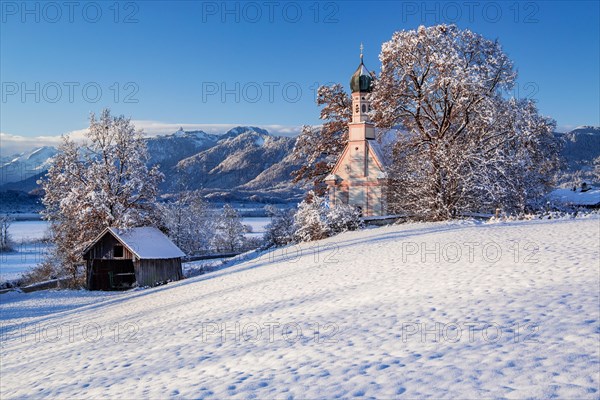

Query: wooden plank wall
[134,258,183,287]
[84,233,134,260]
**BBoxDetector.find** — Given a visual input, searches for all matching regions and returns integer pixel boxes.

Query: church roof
[368,140,392,168]
[324,139,390,182]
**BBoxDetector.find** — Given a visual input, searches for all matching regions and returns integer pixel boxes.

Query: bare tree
[0,214,14,252]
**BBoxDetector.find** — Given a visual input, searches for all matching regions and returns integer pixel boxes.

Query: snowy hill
[1,217,598,398]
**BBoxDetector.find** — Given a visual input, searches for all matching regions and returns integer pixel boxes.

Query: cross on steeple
[360,42,364,60]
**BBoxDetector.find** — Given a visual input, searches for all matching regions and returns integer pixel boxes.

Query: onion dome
[350,46,373,93]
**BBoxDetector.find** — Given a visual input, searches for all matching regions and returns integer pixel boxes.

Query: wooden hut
[83,227,185,290]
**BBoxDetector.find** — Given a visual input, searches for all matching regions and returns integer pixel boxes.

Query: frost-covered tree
[212,204,247,252]
[0,214,14,251]
[593,156,600,184]
[40,109,163,284]
[372,25,560,219]
[263,206,296,247]
[292,192,363,243]
[160,190,214,256]
[292,84,352,194]
[293,192,330,242]
[327,203,364,234]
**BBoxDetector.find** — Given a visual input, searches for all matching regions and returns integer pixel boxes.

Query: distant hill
[554,126,600,187]
[175,126,302,195]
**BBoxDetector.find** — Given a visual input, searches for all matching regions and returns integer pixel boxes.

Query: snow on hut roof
[107,227,186,259]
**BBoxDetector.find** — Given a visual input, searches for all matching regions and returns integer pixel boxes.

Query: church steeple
[350,43,373,93]
[350,44,374,127]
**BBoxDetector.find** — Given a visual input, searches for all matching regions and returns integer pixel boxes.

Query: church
[324,50,389,217]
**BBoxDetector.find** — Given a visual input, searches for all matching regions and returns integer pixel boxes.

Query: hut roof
[84,227,186,260]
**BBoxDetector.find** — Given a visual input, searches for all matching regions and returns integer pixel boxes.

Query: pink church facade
[324,52,388,217]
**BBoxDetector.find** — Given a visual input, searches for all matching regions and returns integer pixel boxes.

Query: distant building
[83,227,185,290]
[324,49,388,216]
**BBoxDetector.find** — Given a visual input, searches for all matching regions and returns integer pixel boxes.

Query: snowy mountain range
[0,126,305,202]
[0,146,58,190]
[1,125,598,202]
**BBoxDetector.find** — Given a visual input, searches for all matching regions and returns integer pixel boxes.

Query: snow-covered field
[0,217,270,281]
[6,217,269,241]
[1,221,50,282]
[1,217,599,398]
[5,220,49,242]
[0,243,51,282]
[549,187,600,206]
[242,216,271,239]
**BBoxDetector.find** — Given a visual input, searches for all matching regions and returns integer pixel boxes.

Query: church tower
[349,45,375,131]
[348,44,376,174]
[324,46,388,217]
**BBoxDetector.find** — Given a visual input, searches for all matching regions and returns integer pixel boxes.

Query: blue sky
[1,1,598,152]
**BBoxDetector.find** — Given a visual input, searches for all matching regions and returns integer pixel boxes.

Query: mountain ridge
[1,126,598,202]
[0,126,304,203]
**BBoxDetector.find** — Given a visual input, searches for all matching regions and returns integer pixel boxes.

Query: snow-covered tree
[263,206,296,247]
[212,204,247,252]
[40,109,163,284]
[160,190,214,256]
[293,192,330,242]
[292,84,352,194]
[292,192,363,243]
[593,156,600,184]
[371,25,560,219]
[0,214,14,251]
[327,204,363,234]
